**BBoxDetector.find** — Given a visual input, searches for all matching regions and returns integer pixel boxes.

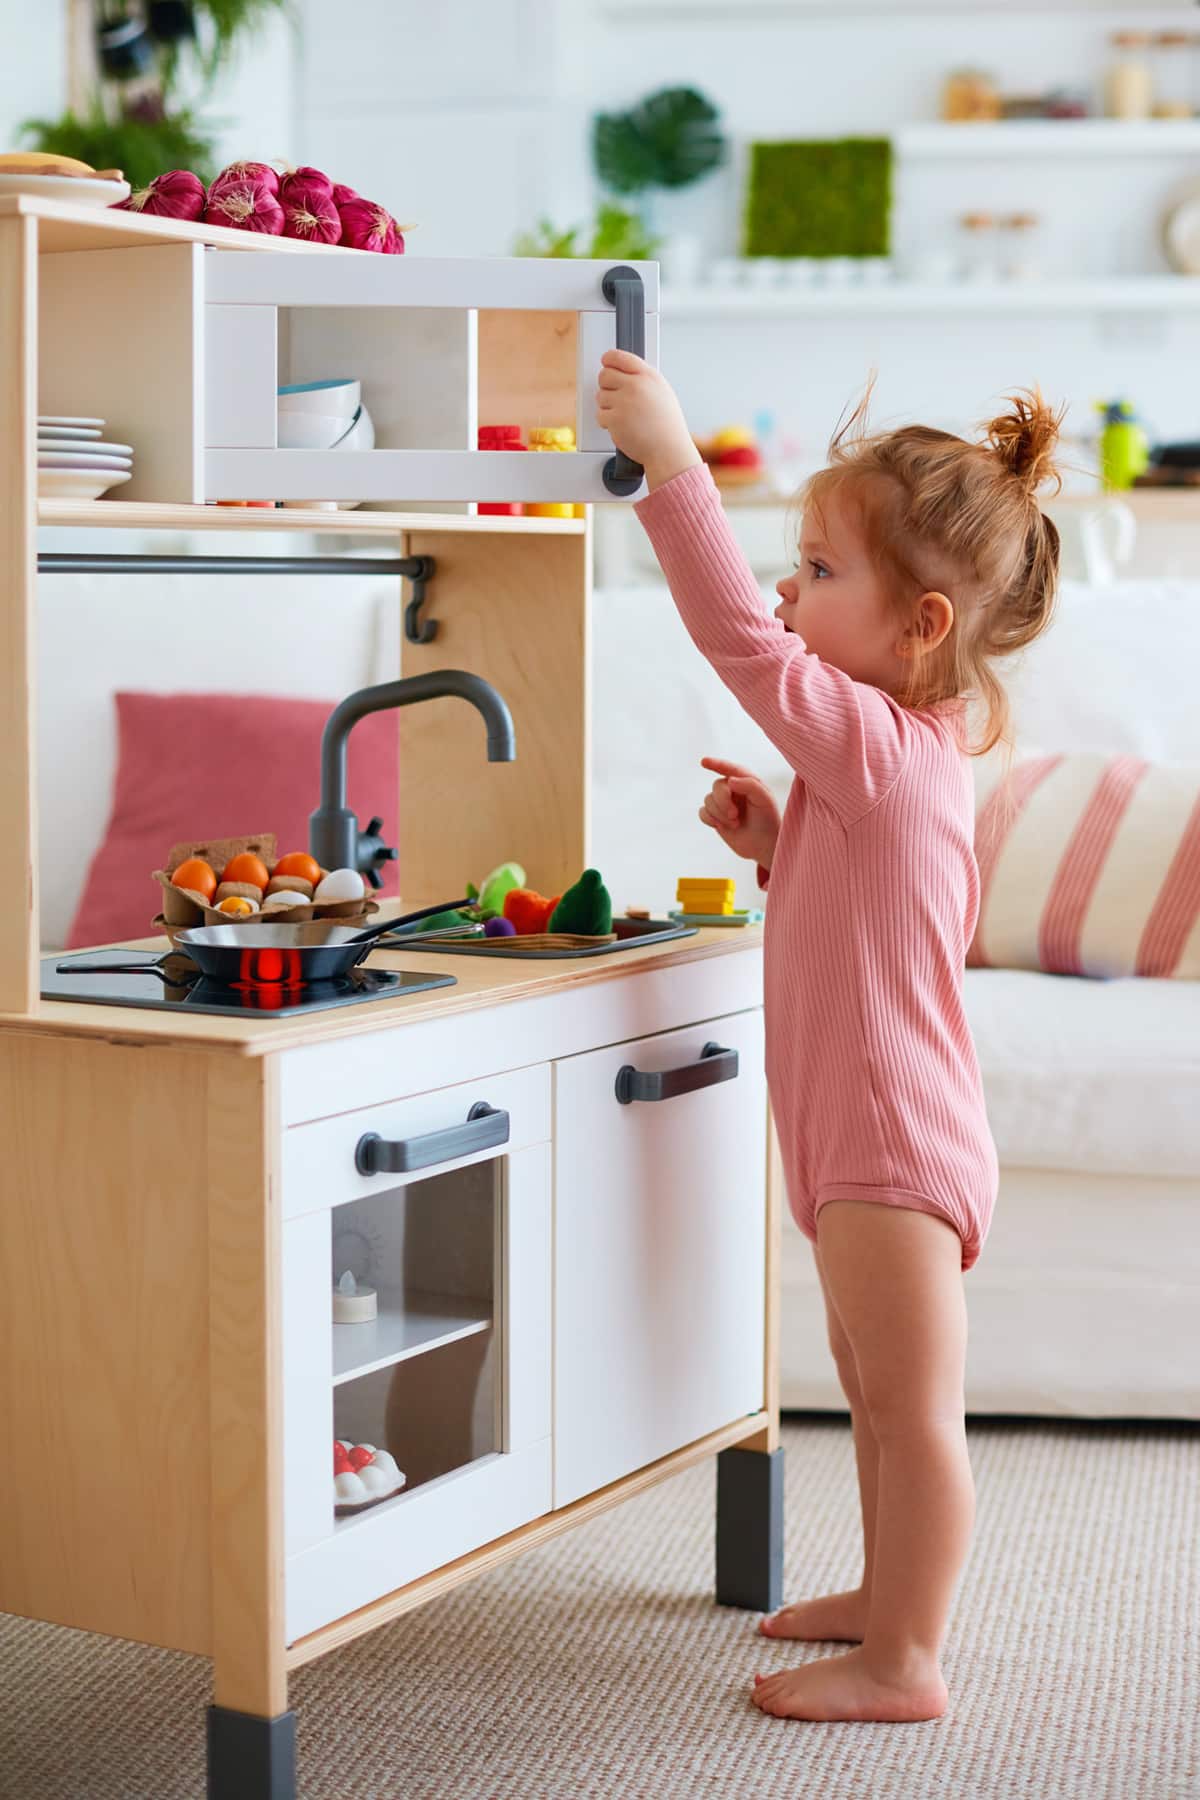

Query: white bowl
[38,451,132,470]
[277,379,360,419]
[332,404,375,453]
[39,468,132,501]
[277,411,353,450]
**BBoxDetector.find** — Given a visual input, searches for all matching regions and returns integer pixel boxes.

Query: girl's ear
[896,590,954,658]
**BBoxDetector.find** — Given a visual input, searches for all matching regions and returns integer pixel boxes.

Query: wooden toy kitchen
[0,196,781,1800]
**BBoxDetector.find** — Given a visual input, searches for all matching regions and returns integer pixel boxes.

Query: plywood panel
[397,526,591,903]
[0,215,37,1014]
[478,310,578,439]
[0,1034,214,1652]
[38,243,205,503]
[207,1053,288,1715]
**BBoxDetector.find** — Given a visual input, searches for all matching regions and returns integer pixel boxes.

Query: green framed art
[743,137,893,258]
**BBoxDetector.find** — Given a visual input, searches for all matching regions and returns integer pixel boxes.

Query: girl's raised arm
[636,463,908,825]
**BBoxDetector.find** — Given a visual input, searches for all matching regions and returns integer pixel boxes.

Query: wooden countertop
[0,927,763,1058]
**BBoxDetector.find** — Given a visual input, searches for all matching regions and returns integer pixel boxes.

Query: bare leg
[760,1247,878,1642]
[754,1201,971,1722]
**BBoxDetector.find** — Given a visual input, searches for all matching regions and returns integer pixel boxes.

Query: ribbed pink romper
[637,465,997,1269]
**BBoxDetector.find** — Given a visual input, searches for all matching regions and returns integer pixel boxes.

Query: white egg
[262,890,305,910]
[314,867,365,904]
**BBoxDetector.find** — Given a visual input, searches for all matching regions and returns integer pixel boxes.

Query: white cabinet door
[553,1010,767,1508]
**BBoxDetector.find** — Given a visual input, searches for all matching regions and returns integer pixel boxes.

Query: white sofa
[591,568,1200,1422]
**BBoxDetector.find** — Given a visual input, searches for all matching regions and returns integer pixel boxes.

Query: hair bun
[984,389,1063,496]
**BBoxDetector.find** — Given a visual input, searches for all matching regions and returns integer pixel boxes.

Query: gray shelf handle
[601,264,646,497]
[355,1101,510,1175]
[615,1041,738,1106]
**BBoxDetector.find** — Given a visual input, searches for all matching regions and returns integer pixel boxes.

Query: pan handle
[348,898,472,947]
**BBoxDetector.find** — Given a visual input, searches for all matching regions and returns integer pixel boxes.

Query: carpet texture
[1,1417,1197,1800]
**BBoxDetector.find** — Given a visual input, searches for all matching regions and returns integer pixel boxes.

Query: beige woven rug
[1,1418,1197,1800]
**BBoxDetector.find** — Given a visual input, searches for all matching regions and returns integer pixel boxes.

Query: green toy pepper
[549,868,612,936]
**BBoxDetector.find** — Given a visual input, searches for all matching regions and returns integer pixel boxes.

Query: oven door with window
[280,1064,551,1644]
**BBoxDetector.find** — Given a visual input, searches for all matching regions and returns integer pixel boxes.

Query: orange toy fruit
[216,894,257,917]
[273,851,322,885]
[172,857,217,901]
[502,887,561,935]
[220,852,270,890]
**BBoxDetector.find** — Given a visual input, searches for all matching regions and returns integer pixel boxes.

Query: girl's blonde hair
[801,387,1064,753]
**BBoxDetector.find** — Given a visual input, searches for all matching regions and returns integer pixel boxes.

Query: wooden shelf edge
[37,499,588,537]
[1,192,354,257]
[285,1408,771,1669]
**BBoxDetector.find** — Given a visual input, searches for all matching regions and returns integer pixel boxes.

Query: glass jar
[1106,32,1154,119]
[942,68,1001,122]
[1153,32,1194,118]
[960,212,998,282]
[1000,213,1041,282]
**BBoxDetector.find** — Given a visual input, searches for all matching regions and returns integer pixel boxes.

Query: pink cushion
[66,692,399,950]
[969,751,1200,979]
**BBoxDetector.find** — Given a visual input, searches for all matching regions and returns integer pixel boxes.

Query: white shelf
[332,1290,491,1386]
[665,278,1200,317]
[899,120,1200,158]
[603,0,1197,14]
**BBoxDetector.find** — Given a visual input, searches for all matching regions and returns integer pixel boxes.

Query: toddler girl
[596,351,1061,1723]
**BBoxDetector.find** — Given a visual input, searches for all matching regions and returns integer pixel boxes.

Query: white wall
[284,0,1200,452]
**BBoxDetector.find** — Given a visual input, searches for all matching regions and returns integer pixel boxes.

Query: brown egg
[215,880,263,905]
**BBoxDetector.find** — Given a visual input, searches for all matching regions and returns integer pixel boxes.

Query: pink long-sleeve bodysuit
[636,464,997,1269]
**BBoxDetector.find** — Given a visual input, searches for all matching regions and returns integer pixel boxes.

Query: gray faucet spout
[309,670,516,884]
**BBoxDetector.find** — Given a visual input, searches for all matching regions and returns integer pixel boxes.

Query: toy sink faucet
[309,672,516,885]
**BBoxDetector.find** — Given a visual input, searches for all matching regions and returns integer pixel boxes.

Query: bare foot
[750,1647,948,1722]
[758,1588,868,1643]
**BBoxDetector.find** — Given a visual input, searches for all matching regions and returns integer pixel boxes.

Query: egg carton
[152,831,377,936]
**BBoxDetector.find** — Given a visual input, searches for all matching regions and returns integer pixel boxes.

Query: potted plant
[592,85,725,285]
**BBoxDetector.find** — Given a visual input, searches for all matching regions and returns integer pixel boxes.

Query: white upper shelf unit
[602,0,1198,13]
[898,120,1200,158]
[664,278,1200,317]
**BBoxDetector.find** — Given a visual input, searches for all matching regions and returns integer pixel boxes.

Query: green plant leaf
[588,202,660,261]
[511,216,582,258]
[189,0,290,83]
[22,101,215,189]
[593,86,724,196]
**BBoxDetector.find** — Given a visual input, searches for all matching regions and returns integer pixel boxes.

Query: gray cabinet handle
[601,264,646,497]
[614,1041,738,1106]
[355,1101,510,1175]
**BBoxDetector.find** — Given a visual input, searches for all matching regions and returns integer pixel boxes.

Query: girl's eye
[810,560,831,580]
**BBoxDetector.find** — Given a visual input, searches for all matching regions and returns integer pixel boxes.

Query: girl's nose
[776,579,795,602]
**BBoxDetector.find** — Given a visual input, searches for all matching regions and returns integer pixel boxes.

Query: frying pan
[64,899,471,989]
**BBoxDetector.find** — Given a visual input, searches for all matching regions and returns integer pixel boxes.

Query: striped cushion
[970,753,1200,979]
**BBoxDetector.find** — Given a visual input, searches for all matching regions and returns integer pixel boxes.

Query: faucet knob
[357,816,399,888]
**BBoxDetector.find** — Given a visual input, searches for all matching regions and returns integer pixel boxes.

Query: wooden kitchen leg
[206,1056,295,1799]
[716,1104,784,1610]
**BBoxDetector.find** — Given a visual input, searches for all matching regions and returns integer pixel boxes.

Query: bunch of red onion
[112,158,405,252]
[116,169,206,220]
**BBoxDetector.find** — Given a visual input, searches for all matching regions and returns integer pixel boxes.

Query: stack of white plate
[38,417,133,501]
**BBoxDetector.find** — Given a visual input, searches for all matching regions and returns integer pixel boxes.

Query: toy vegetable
[478,860,526,914]
[549,869,612,936]
[503,887,560,934]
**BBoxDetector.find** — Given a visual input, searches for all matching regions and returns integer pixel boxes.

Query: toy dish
[37,468,132,501]
[0,171,130,206]
[277,378,361,418]
[39,416,106,428]
[668,908,764,927]
[1164,186,1200,275]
